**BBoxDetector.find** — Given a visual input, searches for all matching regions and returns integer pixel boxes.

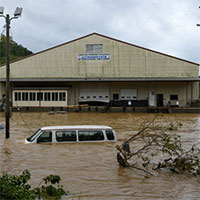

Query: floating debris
[0,122,5,130]
[116,117,200,176]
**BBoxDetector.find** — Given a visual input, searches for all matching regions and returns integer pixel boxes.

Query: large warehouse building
[0,32,199,110]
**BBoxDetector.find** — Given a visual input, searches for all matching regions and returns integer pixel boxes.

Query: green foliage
[0,170,67,200]
[34,174,67,199]
[0,170,35,200]
[0,34,33,65]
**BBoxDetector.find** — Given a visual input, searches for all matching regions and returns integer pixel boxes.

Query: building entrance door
[156,94,163,107]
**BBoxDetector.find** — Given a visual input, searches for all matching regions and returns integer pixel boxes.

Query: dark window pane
[30,92,36,101]
[170,95,178,100]
[52,92,58,101]
[15,92,21,101]
[44,92,51,101]
[78,131,104,141]
[56,131,76,142]
[59,92,66,101]
[14,93,17,101]
[37,131,52,143]
[27,129,41,142]
[106,130,115,140]
[37,92,43,101]
[22,92,28,101]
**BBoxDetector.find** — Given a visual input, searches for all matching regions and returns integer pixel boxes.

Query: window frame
[56,130,77,142]
[44,92,51,101]
[78,130,105,141]
[52,92,58,101]
[22,92,29,101]
[170,95,178,100]
[86,44,103,54]
[37,92,43,101]
[105,130,115,140]
[59,92,66,101]
[30,92,36,101]
[14,92,21,101]
[37,131,52,143]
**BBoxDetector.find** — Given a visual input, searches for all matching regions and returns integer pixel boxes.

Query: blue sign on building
[78,54,111,60]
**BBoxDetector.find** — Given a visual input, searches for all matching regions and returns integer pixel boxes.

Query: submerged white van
[25,125,117,144]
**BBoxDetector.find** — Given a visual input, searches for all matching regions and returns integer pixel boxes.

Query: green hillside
[0,34,33,65]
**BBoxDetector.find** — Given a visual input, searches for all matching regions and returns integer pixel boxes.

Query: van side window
[105,130,115,140]
[56,131,76,142]
[37,131,52,143]
[78,130,104,141]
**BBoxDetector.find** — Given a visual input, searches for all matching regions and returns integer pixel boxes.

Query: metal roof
[0,77,199,82]
[0,32,199,67]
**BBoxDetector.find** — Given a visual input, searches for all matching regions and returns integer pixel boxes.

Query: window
[59,92,66,101]
[170,95,178,100]
[105,130,115,140]
[133,96,137,99]
[15,92,21,101]
[113,93,119,101]
[22,92,28,101]
[86,44,103,54]
[56,131,76,142]
[78,130,104,141]
[52,92,58,101]
[37,92,43,101]
[37,131,52,143]
[27,129,42,142]
[44,92,51,101]
[30,92,36,101]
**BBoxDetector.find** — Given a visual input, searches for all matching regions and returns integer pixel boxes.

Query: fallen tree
[116,117,200,176]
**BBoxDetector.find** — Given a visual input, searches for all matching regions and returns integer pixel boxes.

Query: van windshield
[26,129,42,142]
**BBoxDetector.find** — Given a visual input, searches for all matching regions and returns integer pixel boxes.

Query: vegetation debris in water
[116,117,200,176]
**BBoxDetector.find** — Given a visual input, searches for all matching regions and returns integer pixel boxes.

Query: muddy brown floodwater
[0,112,200,200]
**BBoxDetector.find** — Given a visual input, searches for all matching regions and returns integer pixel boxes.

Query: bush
[0,170,67,200]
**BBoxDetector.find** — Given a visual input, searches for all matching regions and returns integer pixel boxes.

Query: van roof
[40,125,113,131]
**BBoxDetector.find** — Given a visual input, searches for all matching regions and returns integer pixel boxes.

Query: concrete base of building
[6,106,200,113]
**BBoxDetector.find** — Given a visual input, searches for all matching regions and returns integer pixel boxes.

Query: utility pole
[5,14,10,138]
[0,7,23,138]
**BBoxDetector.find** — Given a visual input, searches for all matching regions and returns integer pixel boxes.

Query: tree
[116,117,200,176]
[0,34,33,65]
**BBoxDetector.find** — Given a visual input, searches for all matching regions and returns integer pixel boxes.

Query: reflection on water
[0,112,200,199]
[0,139,13,173]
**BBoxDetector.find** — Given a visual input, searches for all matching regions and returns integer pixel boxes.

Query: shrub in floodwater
[0,170,67,200]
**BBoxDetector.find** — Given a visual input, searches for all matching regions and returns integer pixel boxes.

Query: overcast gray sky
[0,0,200,64]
